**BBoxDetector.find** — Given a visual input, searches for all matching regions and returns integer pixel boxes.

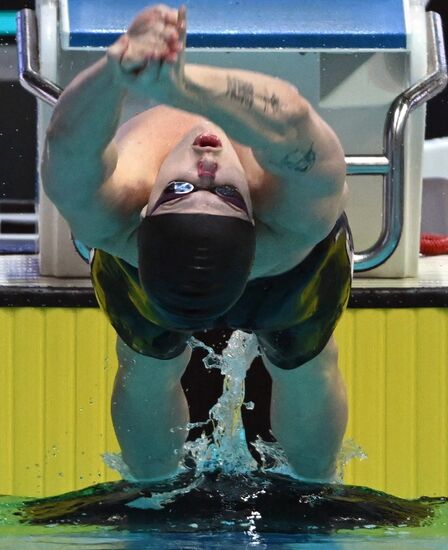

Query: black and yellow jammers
[90,215,353,369]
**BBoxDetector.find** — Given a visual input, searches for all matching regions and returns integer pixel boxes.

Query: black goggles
[150,181,250,216]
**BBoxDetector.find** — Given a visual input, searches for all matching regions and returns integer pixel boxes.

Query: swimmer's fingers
[123,27,180,72]
[119,31,179,74]
[173,6,187,85]
[127,4,179,36]
[107,33,129,65]
[109,4,182,75]
[177,5,187,48]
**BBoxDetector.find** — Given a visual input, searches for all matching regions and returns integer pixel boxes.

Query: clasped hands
[107,4,187,100]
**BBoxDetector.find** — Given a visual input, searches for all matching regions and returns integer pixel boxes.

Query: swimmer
[41,4,352,483]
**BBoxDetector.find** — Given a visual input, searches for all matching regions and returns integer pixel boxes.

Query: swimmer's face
[146,123,253,221]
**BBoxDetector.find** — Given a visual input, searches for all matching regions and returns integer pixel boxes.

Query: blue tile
[65,0,407,49]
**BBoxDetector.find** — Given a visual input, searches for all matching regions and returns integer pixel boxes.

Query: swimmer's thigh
[115,315,191,360]
[112,336,191,480]
[255,318,335,371]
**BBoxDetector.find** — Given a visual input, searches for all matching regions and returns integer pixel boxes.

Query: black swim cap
[138,213,256,330]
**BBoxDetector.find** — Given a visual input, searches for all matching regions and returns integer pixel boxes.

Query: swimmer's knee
[115,337,191,387]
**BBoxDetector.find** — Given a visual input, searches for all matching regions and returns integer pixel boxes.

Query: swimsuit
[89,215,353,369]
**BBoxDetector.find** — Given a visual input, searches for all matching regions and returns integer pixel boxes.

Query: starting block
[18,0,447,276]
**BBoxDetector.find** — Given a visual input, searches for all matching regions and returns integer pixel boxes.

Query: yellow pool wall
[0,307,446,499]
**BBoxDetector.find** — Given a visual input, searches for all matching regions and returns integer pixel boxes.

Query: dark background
[0,3,36,203]
[426,0,448,138]
[1,0,447,453]
[1,1,34,8]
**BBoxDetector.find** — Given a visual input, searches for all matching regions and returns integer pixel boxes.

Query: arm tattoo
[278,144,316,173]
[226,76,254,108]
[260,91,281,114]
[225,77,282,114]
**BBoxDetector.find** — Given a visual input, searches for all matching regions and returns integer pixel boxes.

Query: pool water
[1,470,446,550]
[0,531,447,549]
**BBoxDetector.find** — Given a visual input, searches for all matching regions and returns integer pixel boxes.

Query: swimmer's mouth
[193,134,223,148]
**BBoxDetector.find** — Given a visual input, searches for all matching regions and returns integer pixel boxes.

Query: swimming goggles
[151,181,250,215]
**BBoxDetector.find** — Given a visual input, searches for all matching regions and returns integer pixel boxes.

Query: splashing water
[186,330,366,480]
[104,329,365,484]
[184,330,260,475]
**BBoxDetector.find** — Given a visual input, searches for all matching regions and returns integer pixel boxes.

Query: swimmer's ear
[140,205,148,220]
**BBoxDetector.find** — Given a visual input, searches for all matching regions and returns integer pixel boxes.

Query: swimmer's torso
[98,106,347,280]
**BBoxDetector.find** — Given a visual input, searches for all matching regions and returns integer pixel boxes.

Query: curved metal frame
[347,12,447,271]
[16,9,448,272]
[16,8,62,106]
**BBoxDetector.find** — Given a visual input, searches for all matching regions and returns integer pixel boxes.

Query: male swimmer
[41,5,352,482]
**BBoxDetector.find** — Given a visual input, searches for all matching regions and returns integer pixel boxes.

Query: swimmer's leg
[261,336,348,482]
[111,337,191,481]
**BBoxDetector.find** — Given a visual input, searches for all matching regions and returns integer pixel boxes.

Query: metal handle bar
[16,9,448,272]
[348,12,447,271]
[16,8,62,105]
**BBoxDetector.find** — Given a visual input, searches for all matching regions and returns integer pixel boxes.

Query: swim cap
[138,213,256,330]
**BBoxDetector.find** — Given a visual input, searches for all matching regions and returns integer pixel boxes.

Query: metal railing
[346,13,447,271]
[16,8,62,106]
[16,9,448,271]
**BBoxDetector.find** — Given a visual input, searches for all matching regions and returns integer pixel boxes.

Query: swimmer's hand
[107,4,186,99]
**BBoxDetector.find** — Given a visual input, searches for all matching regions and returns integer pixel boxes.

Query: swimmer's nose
[197,159,218,179]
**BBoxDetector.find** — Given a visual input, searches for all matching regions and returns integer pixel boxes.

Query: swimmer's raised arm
[40,53,117,236]
[174,61,347,235]
[42,4,345,249]
[41,5,183,250]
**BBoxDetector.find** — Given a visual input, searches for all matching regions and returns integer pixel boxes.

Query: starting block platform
[20,0,446,276]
